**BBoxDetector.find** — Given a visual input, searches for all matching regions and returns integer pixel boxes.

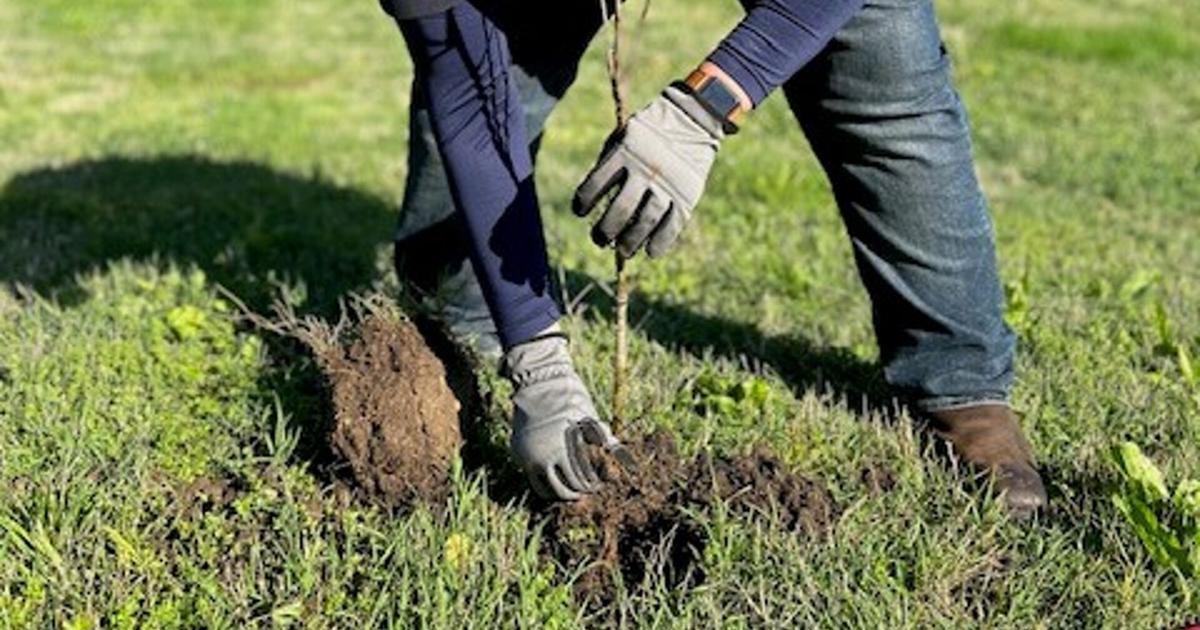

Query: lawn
[1,0,1199,627]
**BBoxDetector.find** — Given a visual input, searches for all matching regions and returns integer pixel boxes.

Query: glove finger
[549,461,588,499]
[566,423,600,487]
[592,174,649,247]
[578,417,616,447]
[540,464,583,501]
[526,468,556,500]
[609,443,638,475]
[645,205,686,258]
[579,418,636,475]
[617,191,669,259]
[573,143,625,217]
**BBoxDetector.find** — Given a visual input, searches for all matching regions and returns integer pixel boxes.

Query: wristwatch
[681,68,748,134]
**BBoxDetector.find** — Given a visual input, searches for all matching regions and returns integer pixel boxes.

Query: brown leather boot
[925,404,1047,518]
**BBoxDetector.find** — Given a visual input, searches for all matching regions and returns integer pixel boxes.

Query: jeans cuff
[915,395,1010,414]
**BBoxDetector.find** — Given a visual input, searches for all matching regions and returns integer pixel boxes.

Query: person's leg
[389,0,604,357]
[782,0,1044,514]
[784,0,1014,411]
[398,5,560,350]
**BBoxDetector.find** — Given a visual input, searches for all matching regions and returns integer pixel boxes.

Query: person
[381,0,1048,516]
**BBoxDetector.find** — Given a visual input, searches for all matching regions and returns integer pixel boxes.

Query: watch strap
[683,69,747,133]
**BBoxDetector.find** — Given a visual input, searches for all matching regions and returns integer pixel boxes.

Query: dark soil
[181,475,237,504]
[542,430,836,608]
[859,463,898,496]
[410,316,526,502]
[315,314,463,506]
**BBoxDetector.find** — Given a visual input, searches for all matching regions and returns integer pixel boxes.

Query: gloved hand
[504,325,631,500]
[573,84,725,259]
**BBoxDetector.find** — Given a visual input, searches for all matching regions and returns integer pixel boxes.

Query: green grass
[1,0,1198,626]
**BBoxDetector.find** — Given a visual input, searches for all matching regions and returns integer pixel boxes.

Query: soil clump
[542,430,836,607]
[314,313,463,505]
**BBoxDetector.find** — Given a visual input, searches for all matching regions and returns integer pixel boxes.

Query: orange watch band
[685,69,749,126]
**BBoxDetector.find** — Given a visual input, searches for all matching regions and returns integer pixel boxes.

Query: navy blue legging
[399,5,560,349]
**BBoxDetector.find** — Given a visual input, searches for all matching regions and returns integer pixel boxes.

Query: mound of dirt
[316,314,463,505]
[542,430,836,607]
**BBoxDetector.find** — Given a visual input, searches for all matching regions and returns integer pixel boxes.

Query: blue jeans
[391,0,1016,411]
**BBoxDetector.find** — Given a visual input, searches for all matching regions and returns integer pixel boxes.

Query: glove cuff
[502,327,576,388]
[506,362,575,389]
[664,84,730,140]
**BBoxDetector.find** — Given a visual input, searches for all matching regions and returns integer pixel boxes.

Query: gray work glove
[504,327,632,500]
[573,85,725,259]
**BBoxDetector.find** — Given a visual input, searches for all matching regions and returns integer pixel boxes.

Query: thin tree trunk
[600,0,631,432]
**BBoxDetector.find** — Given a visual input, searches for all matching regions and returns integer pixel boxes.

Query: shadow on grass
[0,154,392,314]
[557,269,899,421]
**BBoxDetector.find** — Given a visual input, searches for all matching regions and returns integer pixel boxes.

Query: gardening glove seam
[507,363,576,390]
[622,96,722,204]
[615,139,695,210]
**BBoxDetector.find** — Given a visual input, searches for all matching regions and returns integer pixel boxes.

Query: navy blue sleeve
[400,6,562,349]
[707,0,865,106]
[382,0,462,20]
